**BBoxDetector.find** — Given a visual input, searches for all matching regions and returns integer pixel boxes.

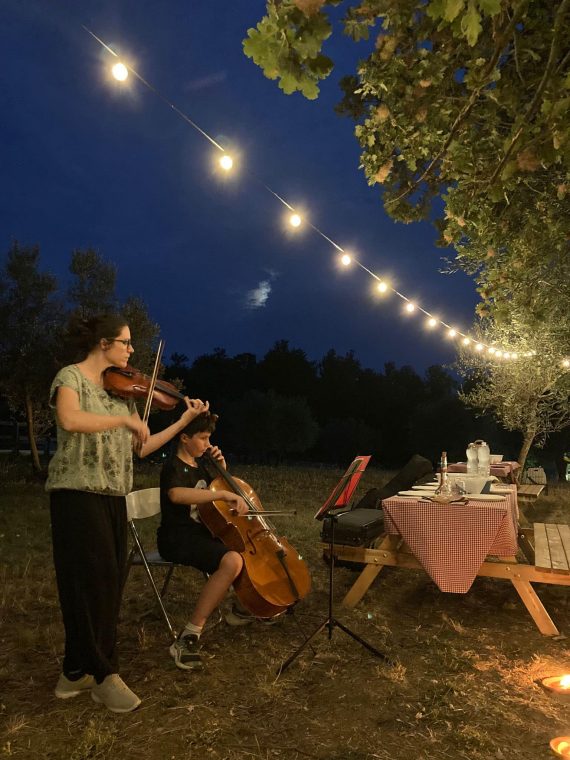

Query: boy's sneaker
[91,674,141,713]
[169,633,203,670]
[224,603,255,627]
[224,603,282,626]
[55,673,95,699]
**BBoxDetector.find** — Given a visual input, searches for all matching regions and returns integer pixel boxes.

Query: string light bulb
[405,302,415,313]
[462,337,470,346]
[341,254,351,266]
[111,62,129,81]
[475,343,484,351]
[488,347,496,355]
[495,350,503,358]
[563,359,570,368]
[377,281,388,294]
[427,317,437,328]
[219,154,233,171]
[289,213,302,228]
[447,328,457,338]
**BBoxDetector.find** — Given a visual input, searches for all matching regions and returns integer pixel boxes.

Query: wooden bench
[534,523,570,573]
[323,521,570,637]
[517,484,547,503]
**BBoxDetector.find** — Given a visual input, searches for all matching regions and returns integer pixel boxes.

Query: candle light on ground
[540,675,570,700]
[550,737,570,758]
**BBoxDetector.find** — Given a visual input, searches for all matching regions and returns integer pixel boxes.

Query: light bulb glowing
[405,302,415,313]
[447,328,457,338]
[219,154,233,171]
[563,359,570,368]
[495,351,503,358]
[427,318,437,328]
[463,337,470,346]
[488,347,496,354]
[341,254,351,266]
[289,213,302,228]
[504,352,511,359]
[112,62,129,81]
[511,353,518,360]
[377,281,388,293]
[475,343,484,351]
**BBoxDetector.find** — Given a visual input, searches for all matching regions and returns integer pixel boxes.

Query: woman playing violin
[46,313,207,713]
[158,411,254,671]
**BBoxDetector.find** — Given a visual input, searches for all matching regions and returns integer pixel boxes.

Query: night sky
[0,1,480,373]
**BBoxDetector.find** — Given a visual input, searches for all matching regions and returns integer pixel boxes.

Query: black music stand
[277,456,391,675]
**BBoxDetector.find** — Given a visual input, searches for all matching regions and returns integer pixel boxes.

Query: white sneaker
[91,674,141,713]
[55,673,95,699]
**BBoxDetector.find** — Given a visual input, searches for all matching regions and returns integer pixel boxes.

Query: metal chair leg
[128,523,177,642]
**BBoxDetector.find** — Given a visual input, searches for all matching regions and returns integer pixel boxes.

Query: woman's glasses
[109,338,133,348]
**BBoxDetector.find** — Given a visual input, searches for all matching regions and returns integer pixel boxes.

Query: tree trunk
[25,392,42,472]
[517,429,536,480]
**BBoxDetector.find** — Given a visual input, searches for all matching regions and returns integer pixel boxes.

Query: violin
[197,450,311,619]
[103,365,185,411]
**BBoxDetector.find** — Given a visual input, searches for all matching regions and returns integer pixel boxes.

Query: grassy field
[1,455,570,760]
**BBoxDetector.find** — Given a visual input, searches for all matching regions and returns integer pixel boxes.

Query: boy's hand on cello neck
[207,445,226,470]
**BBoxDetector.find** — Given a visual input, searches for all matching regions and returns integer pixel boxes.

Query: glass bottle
[475,440,490,476]
[437,450,452,496]
[466,443,478,474]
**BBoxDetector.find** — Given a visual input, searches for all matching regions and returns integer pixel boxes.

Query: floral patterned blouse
[45,365,136,496]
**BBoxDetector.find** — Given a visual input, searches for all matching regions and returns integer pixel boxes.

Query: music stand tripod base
[277,513,391,675]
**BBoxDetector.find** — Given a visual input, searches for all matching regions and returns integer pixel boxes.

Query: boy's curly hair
[180,411,218,438]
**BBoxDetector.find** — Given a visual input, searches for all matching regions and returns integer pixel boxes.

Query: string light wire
[80,25,568,368]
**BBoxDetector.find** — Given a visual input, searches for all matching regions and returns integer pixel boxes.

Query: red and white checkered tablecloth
[448,461,520,480]
[382,490,518,593]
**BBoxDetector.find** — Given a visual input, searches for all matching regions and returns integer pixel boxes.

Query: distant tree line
[156,340,521,469]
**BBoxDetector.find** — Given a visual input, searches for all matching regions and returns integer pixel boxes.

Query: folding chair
[124,487,222,642]
[125,488,177,641]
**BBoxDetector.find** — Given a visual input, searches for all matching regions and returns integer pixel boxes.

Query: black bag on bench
[320,508,384,547]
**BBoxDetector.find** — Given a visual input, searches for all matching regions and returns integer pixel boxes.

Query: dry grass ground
[1,456,570,760]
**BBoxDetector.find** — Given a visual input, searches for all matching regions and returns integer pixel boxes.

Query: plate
[412,484,437,490]
[397,490,436,497]
[465,493,507,501]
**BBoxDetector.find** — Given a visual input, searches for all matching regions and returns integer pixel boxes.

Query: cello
[197,450,311,619]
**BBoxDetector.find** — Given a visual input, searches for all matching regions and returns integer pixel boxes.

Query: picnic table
[381,488,518,593]
[325,484,570,636]
[447,460,521,483]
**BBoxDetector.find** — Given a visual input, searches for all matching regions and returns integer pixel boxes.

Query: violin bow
[141,339,165,427]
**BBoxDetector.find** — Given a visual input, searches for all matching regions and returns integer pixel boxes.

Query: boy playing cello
[157,411,254,670]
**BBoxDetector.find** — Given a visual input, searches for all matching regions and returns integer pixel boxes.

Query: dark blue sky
[0,1,479,373]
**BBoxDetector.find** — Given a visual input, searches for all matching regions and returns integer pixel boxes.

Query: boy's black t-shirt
[159,455,212,530]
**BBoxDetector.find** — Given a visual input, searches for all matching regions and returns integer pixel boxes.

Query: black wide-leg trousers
[50,490,127,683]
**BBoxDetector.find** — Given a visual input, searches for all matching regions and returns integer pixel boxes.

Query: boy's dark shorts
[157,521,229,575]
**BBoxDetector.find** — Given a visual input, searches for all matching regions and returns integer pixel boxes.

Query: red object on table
[382,487,518,593]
